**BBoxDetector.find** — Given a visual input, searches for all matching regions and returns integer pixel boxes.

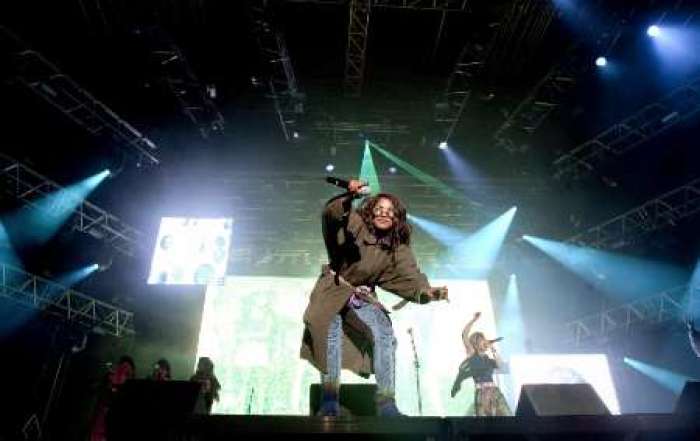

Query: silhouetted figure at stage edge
[89,356,135,441]
[150,358,172,381]
[300,179,448,417]
[191,356,221,414]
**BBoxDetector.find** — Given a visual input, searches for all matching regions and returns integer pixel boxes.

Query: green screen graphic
[195,276,497,416]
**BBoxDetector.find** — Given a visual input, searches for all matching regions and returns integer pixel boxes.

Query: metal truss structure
[0,26,159,166]
[371,0,470,10]
[286,0,469,11]
[312,119,410,145]
[434,42,489,142]
[492,2,628,150]
[344,0,371,97]
[137,26,225,139]
[436,0,554,145]
[492,43,586,151]
[484,0,555,79]
[0,263,135,337]
[566,178,700,250]
[553,75,700,179]
[565,284,688,347]
[250,0,305,140]
[0,154,145,258]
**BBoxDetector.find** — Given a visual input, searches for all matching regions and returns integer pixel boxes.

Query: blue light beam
[448,207,517,277]
[7,169,111,246]
[0,220,21,266]
[56,264,100,287]
[499,274,525,355]
[624,357,695,395]
[523,236,689,300]
[407,214,466,247]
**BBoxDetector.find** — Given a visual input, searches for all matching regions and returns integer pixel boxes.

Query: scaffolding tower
[0,262,135,337]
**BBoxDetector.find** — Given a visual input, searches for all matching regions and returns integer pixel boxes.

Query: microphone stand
[247,387,255,414]
[407,328,423,416]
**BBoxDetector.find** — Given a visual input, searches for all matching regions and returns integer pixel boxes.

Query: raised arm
[322,180,366,268]
[462,312,481,357]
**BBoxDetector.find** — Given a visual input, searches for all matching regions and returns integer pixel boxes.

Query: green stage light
[359,139,381,194]
[368,141,461,199]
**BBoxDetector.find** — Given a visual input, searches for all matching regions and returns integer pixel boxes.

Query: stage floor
[109,413,700,441]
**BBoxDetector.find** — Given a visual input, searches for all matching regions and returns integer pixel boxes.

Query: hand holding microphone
[325,176,371,196]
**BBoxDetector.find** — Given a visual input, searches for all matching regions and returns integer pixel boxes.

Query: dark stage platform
[108,414,700,441]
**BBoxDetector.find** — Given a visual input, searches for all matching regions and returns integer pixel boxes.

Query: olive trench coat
[300,193,432,377]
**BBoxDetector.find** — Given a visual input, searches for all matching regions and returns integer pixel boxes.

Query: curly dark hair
[359,193,412,254]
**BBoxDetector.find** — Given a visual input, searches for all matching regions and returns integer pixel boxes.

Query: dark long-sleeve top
[452,353,498,396]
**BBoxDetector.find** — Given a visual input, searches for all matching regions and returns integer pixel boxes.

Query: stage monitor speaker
[309,384,377,416]
[674,381,700,414]
[515,383,610,416]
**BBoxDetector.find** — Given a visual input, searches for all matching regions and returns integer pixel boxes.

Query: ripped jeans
[321,299,398,398]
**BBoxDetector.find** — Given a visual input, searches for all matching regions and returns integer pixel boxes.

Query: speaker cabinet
[674,381,700,414]
[515,383,610,416]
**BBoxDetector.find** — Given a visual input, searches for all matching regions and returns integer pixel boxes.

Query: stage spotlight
[56,263,101,287]
[4,169,113,247]
[292,131,300,139]
[325,164,335,173]
[438,141,449,150]
[388,166,397,174]
[595,56,607,67]
[647,25,661,38]
[368,140,462,199]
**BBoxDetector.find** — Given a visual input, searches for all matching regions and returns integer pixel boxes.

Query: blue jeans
[322,301,397,398]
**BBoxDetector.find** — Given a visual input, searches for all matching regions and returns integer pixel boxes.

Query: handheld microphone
[488,337,504,344]
[325,176,371,195]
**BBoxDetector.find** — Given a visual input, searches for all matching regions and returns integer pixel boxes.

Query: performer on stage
[90,356,136,441]
[150,358,172,381]
[450,312,511,416]
[190,356,221,415]
[300,179,448,417]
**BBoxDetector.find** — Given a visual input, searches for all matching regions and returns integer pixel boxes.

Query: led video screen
[148,217,232,285]
[195,276,497,416]
[509,354,620,414]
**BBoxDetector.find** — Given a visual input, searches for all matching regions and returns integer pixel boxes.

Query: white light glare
[647,25,661,38]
